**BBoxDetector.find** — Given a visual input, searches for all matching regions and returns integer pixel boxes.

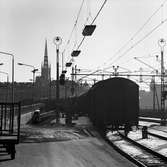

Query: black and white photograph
[0,0,167,166]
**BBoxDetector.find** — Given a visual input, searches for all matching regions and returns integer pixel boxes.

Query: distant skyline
[0,0,167,89]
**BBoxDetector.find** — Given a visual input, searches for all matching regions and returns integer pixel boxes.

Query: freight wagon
[77,77,139,134]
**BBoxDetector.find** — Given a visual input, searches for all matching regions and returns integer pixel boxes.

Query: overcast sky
[0,0,167,87]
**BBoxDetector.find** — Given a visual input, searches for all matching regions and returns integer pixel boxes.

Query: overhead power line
[63,0,85,57]
[112,17,167,64]
[65,0,108,75]
[77,36,86,50]
[99,0,167,69]
[90,0,107,25]
[76,0,108,50]
[103,18,167,71]
[78,69,101,81]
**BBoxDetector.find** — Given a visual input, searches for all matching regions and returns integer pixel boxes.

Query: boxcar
[77,77,139,132]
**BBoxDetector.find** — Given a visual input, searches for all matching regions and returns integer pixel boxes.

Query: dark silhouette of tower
[35,39,51,99]
[41,39,51,85]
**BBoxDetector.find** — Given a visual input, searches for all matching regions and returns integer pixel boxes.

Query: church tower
[41,39,51,84]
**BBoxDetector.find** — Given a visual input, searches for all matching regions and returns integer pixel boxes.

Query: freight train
[76,77,139,135]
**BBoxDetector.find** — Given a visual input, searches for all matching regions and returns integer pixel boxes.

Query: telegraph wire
[76,0,108,51]
[71,0,167,81]
[90,0,107,25]
[78,69,101,81]
[61,0,85,74]
[87,12,167,80]
[63,0,85,57]
[84,0,92,25]
[112,17,167,64]
[65,0,108,75]
[99,0,167,69]
[76,36,86,50]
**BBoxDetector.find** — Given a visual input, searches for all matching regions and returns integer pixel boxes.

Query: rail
[118,132,167,162]
[104,135,147,167]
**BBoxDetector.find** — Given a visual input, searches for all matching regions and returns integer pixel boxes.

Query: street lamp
[18,63,38,103]
[0,51,14,103]
[18,63,38,83]
[0,71,9,82]
[53,36,62,100]
[158,38,166,125]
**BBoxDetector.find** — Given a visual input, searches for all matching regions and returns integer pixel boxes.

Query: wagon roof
[90,77,138,91]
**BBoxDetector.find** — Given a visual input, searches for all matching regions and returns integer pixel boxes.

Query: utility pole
[32,68,38,103]
[150,76,156,112]
[93,78,96,85]
[158,38,166,125]
[53,36,62,100]
[113,66,119,76]
[56,48,59,99]
[53,36,62,124]
[75,65,77,96]
[65,78,67,99]
[71,66,74,96]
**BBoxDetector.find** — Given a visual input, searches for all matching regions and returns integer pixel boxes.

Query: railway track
[138,125,167,141]
[83,128,146,166]
[150,127,167,133]
[107,131,167,166]
[139,117,161,123]
[105,135,148,167]
[148,131,167,141]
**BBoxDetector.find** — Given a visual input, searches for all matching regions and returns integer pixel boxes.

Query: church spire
[41,39,51,81]
[44,39,48,57]
[44,39,48,67]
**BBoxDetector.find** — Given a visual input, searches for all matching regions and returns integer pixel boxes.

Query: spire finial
[44,39,48,58]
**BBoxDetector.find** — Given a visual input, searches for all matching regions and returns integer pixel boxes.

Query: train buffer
[0,102,21,160]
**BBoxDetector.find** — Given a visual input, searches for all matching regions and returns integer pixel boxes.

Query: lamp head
[158,38,166,48]
[53,36,62,46]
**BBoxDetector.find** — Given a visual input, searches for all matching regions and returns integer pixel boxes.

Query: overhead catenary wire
[90,0,107,25]
[63,0,85,59]
[82,0,167,78]
[112,17,167,64]
[99,0,167,69]
[66,0,108,74]
[76,0,108,51]
[84,0,92,25]
[102,16,167,72]
[74,0,167,82]
[78,69,101,81]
